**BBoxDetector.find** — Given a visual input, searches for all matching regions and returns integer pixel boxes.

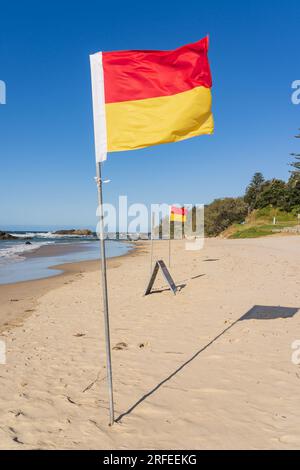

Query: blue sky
[0,0,299,228]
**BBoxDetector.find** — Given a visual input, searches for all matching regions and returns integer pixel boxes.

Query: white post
[95,162,114,426]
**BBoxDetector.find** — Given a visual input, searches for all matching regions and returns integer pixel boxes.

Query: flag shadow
[156,274,205,292]
[241,305,299,320]
[115,304,299,423]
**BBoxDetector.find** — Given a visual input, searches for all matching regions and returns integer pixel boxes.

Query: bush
[282,179,300,212]
[255,179,286,209]
[205,198,248,237]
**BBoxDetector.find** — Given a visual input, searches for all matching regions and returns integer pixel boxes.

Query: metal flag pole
[168,205,171,268]
[150,211,154,276]
[95,161,114,426]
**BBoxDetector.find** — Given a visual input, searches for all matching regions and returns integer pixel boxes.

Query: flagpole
[150,211,154,276]
[95,161,114,426]
[168,206,171,268]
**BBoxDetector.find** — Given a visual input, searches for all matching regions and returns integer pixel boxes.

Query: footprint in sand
[7,427,24,445]
[279,435,300,445]
[113,342,128,351]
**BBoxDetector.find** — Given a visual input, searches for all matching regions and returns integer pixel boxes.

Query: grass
[225,207,299,239]
[229,226,276,239]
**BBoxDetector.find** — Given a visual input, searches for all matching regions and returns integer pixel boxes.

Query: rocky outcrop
[54,229,93,236]
[0,231,17,240]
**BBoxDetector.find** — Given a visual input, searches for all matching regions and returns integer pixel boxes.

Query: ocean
[0,231,133,285]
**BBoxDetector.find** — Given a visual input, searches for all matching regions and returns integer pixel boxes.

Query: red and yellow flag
[170,206,188,223]
[90,37,213,161]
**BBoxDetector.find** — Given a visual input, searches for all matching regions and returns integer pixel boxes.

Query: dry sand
[0,236,300,450]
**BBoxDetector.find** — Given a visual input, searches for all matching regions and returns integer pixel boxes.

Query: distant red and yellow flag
[170,206,188,223]
[90,37,214,161]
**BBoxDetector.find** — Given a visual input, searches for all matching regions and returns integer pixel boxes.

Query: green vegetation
[157,131,300,239]
[204,198,248,237]
[229,226,275,239]
[244,172,265,210]
[204,130,300,238]
[289,129,300,178]
[227,208,298,239]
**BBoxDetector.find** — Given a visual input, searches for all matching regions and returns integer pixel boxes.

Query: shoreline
[23,241,96,259]
[0,238,135,284]
[0,242,142,334]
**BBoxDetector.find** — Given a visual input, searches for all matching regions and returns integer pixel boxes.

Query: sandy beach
[0,236,300,450]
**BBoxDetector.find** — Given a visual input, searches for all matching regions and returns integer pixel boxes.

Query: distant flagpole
[168,205,171,268]
[150,211,154,276]
[90,52,114,426]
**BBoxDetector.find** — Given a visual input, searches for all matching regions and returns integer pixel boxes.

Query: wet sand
[0,243,139,334]
[23,242,96,259]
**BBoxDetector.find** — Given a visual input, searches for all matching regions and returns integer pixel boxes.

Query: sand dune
[0,237,300,449]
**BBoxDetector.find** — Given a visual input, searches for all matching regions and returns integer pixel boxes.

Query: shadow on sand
[115,305,299,423]
[151,283,186,294]
[152,273,205,294]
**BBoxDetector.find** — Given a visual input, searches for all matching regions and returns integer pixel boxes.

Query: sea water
[0,231,133,285]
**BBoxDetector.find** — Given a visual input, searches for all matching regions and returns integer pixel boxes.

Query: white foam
[8,232,54,239]
[0,241,51,263]
[9,232,95,239]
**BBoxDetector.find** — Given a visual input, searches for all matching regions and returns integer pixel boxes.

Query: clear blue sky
[1,0,299,228]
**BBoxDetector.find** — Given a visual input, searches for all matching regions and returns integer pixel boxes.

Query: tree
[255,179,286,209]
[282,179,300,212]
[244,172,265,210]
[204,197,248,237]
[289,130,300,184]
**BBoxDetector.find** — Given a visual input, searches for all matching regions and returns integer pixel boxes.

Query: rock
[25,241,32,245]
[54,229,93,236]
[0,231,18,240]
